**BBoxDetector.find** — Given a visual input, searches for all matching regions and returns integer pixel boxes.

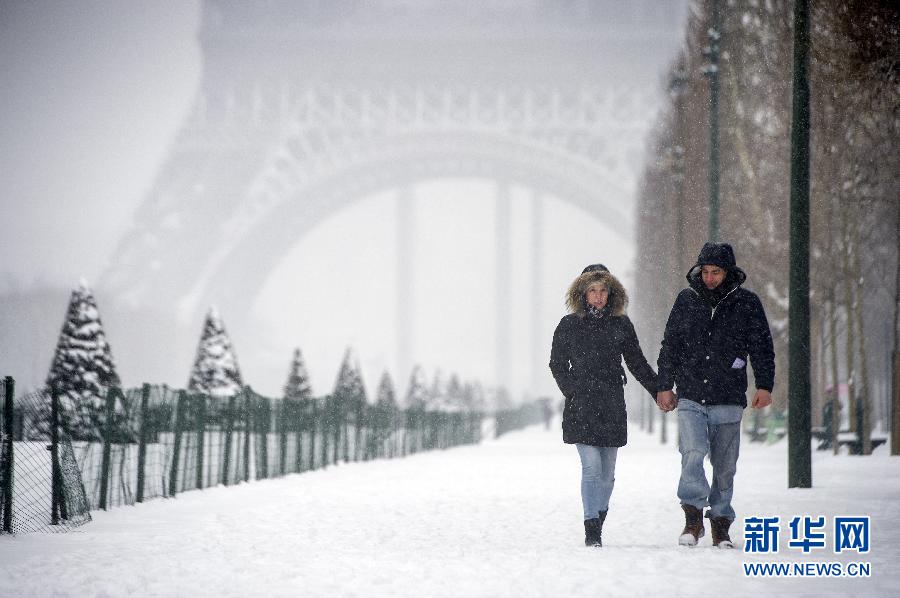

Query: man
[656,242,775,548]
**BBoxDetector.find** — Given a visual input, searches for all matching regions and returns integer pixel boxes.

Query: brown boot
[678,504,705,546]
[710,516,734,548]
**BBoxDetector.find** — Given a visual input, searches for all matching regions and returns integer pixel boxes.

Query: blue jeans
[677,399,743,521]
[575,444,618,520]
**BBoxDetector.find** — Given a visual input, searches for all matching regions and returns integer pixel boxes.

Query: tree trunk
[840,202,857,436]
[828,297,841,455]
[823,177,843,455]
[892,199,900,455]
[851,220,873,454]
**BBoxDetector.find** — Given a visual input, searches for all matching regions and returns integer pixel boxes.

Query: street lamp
[788,0,812,488]
[701,0,722,242]
[668,65,688,275]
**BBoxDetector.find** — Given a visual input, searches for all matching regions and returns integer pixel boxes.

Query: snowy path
[1,421,898,597]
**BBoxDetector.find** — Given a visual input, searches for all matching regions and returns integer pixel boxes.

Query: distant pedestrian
[549,267,658,547]
[656,242,775,548]
[540,398,554,430]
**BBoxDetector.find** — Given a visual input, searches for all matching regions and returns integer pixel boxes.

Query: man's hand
[751,389,772,409]
[656,390,677,412]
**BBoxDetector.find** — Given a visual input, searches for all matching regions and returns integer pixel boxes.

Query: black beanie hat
[695,243,736,270]
[581,263,609,274]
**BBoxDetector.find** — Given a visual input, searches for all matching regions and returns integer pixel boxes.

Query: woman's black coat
[549,312,657,447]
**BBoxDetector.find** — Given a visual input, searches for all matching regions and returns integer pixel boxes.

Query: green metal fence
[1,378,92,534]
[1,379,485,533]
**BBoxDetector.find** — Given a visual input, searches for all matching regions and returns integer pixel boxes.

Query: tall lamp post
[669,65,688,276]
[788,0,812,488]
[663,64,689,446]
[701,0,722,242]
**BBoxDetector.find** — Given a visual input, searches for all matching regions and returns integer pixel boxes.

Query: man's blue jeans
[575,444,618,520]
[677,399,743,521]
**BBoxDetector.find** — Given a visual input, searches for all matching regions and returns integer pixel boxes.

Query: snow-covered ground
[1,420,897,597]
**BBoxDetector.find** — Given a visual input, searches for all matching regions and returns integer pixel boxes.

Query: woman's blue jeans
[676,399,743,521]
[575,444,618,520]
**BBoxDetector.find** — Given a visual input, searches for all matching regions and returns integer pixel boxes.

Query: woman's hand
[656,390,677,412]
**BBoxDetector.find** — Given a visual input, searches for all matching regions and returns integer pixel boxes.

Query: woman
[549,267,658,547]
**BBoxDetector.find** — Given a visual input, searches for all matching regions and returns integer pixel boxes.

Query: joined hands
[655,390,677,412]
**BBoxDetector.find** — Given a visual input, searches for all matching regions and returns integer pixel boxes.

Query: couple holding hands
[550,242,775,548]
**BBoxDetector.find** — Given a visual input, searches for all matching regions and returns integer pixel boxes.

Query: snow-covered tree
[464,381,486,412]
[187,307,243,397]
[332,348,367,407]
[371,371,399,458]
[632,0,898,442]
[376,371,397,408]
[492,387,514,412]
[428,369,444,409]
[283,347,313,400]
[404,365,429,410]
[44,280,121,440]
[442,373,464,411]
[332,348,367,461]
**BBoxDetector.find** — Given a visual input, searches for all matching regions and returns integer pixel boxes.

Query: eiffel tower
[101,0,684,393]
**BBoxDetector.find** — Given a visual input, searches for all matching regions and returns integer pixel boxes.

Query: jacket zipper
[690,285,739,320]
[710,285,739,320]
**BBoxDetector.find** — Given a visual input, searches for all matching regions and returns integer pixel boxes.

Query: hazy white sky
[1,1,685,399]
[248,181,635,399]
[0,0,202,286]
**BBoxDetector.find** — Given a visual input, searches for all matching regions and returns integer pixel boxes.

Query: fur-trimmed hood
[565,270,628,317]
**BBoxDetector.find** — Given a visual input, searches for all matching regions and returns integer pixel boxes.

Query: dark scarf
[586,304,609,319]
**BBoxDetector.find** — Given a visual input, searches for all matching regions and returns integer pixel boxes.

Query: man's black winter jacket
[657,279,775,408]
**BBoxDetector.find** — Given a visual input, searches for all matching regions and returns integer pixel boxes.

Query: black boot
[584,510,607,547]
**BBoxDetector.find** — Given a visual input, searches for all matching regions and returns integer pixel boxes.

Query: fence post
[136,384,150,503]
[169,390,186,497]
[434,412,441,450]
[257,398,269,480]
[309,399,318,471]
[196,394,206,490]
[389,411,397,459]
[243,389,251,483]
[416,410,424,453]
[401,410,408,457]
[50,391,60,525]
[446,413,454,448]
[320,399,330,468]
[98,388,117,510]
[222,395,235,486]
[14,409,24,441]
[2,377,14,533]
[404,411,411,456]
[334,398,343,464]
[294,400,304,474]
[353,402,362,462]
[363,407,374,462]
[279,399,288,476]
